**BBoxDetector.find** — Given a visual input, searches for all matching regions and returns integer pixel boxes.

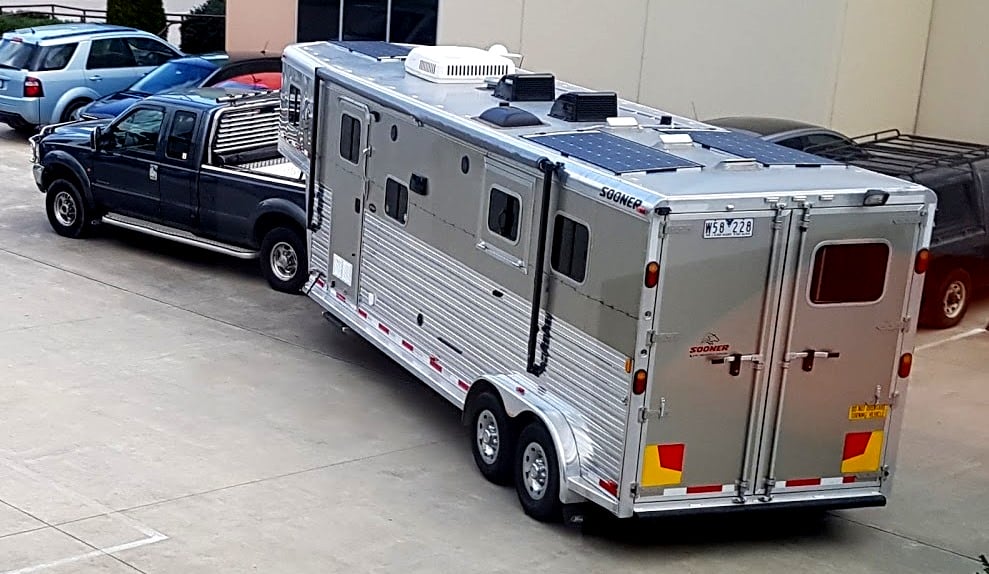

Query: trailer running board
[101,214,259,260]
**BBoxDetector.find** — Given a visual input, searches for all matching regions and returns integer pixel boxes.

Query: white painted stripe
[1,534,168,574]
[663,487,687,496]
[916,328,986,352]
[821,476,845,486]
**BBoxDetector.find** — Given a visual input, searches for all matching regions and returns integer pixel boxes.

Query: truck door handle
[787,349,841,372]
[711,353,762,377]
[149,165,158,181]
[88,75,103,82]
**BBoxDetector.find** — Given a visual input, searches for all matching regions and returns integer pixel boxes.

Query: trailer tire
[466,391,514,485]
[920,268,971,329]
[45,178,91,238]
[260,226,308,294]
[514,421,562,522]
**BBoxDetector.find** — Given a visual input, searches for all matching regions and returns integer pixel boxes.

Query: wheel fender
[251,198,307,238]
[475,373,584,505]
[40,153,94,206]
[50,87,100,124]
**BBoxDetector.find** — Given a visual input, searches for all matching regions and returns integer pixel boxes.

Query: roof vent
[405,46,515,84]
[478,106,544,128]
[549,92,619,122]
[493,73,556,102]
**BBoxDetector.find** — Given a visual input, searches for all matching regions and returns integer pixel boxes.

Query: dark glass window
[37,43,77,71]
[339,113,361,164]
[810,243,889,304]
[551,214,589,282]
[296,0,437,44]
[166,111,197,160]
[87,38,136,69]
[932,177,981,234]
[298,0,341,41]
[391,0,438,44]
[111,108,165,154]
[126,37,179,67]
[343,0,387,41]
[288,85,301,125]
[385,178,409,224]
[487,187,520,242]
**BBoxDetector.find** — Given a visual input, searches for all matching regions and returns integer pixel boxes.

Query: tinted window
[384,178,409,224]
[87,38,136,69]
[130,60,214,94]
[0,39,38,70]
[551,214,589,282]
[804,133,847,148]
[37,43,77,71]
[775,136,807,151]
[126,37,177,67]
[166,111,197,160]
[391,0,438,44]
[339,113,361,164]
[487,187,520,242]
[933,177,982,233]
[111,108,165,153]
[343,0,387,41]
[810,243,889,304]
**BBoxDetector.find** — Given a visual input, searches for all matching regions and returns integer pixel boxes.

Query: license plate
[703,218,754,238]
[848,404,889,421]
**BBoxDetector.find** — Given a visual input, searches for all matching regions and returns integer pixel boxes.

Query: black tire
[920,268,972,329]
[8,119,37,135]
[61,99,91,123]
[260,226,308,293]
[45,179,91,238]
[466,391,515,485]
[514,421,562,522]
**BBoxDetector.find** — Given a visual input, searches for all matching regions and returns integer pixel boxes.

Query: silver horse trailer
[280,41,936,521]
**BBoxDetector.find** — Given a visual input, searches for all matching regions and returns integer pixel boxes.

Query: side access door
[324,89,372,306]
[757,205,924,495]
[635,210,789,501]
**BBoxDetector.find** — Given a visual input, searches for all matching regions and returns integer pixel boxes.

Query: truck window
[551,214,589,283]
[340,113,362,164]
[933,177,981,232]
[87,38,137,69]
[809,242,889,304]
[385,178,409,224]
[111,108,165,154]
[166,111,198,161]
[487,187,520,243]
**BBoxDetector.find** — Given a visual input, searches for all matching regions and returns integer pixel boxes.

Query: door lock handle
[88,75,103,81]
[711,353,762,377]
[787,349,840,372]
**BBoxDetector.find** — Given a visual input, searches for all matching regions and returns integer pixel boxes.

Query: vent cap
[405,46,515,84]
[549,91,618,122]
[493,73,556,102]
[479,106,543,128]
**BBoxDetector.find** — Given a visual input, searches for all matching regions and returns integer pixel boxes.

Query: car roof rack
[809,128,989,178]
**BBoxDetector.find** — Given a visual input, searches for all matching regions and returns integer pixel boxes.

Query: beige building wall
[227,0,297,55]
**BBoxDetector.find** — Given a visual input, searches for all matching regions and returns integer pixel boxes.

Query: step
[101,214,259,260]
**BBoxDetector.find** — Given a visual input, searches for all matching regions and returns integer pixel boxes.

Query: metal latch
[786,349,840,372]
[638,397,667,423]
[710,353,762,376]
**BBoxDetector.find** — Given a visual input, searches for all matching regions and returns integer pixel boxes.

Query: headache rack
[810,129,989,178]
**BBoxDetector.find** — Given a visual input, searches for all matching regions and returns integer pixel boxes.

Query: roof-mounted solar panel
[330,41,411,61]
[682,130,841,166]
[528,131,701,174]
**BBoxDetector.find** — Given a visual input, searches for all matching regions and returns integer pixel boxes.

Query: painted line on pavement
[915,328,987,352]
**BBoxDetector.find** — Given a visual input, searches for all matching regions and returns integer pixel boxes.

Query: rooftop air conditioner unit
[405,46,516,84]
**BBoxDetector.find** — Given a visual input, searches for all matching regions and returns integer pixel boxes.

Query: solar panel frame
[527,131,702,174]
[330,41,412,61]
[682,130,842,167]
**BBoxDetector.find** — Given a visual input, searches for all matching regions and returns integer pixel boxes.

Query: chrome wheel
[53,191,77,227]
[521,442,549,500]
[476,409,500,465]
[943,280,967,319]
[269,241,298,281]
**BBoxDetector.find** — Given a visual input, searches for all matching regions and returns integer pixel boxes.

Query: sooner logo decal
[689,333,730,357]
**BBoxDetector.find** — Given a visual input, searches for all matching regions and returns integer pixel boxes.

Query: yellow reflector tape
[841,430,884,474]
[641,444,684,487]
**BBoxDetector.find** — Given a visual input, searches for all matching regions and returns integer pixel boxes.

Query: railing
[0,3,224,31]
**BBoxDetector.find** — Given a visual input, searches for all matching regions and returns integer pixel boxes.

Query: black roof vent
[493,73,556,102]
[479,106,544,128]
[549,91,618,122]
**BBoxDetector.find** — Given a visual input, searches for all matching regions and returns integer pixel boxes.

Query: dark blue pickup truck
[30,88,309,292]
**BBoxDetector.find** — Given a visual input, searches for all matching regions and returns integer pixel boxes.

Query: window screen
[340,113,362,164]
[385,178,408,224]
[551,214,589,282]
[487,187,520,242]
[810,243,889,304]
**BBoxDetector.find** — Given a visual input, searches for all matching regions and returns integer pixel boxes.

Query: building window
[385,178,409,224]
[339,113,361,164]
[551,214,589,283]
[809,242,889,304]
[487,187,520,243]
[297,0,437,44]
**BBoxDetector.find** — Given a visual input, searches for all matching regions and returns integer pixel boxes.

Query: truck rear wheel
[45,179,91,238]
[514,421,562,522]
[260,227,308,294]
[921,268,972,329]
[466,391,514,485]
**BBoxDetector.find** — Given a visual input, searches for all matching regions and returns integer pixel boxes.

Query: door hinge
[733,479,749,504]
[646,330,656,345]
[629,482,639,499]
[638,397,667,423]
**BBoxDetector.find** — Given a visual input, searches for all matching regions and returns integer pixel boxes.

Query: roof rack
[215,90,279,106]
[809,128,989,178]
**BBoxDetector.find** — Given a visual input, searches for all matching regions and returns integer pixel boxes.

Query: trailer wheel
[467,391,514,485]
[260,227,308,294]
[514,421,562,522]
[45,178,91,238]
[921,268,972,329]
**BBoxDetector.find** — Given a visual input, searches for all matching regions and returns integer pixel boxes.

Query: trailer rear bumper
[632,490,885,518]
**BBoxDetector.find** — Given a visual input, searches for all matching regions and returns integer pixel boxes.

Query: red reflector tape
[599,479,619,497]
[315,277,325,287]
[429,357,442,372]
[685,484,723,495]
[336,292,347,302]
[785,478,822,488]
[515,386,526,395]
[402,340,414,351]
[358,309,368,318]
[457,380,470,391]
[378,323,390,334]
[843,476,857,484]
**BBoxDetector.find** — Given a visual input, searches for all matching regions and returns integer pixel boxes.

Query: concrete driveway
[0,125,987,573]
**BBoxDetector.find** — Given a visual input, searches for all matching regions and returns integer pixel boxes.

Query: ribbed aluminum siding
[308,185,333,275]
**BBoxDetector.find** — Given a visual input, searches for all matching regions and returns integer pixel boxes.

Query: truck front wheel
[921,268,972,329]
[260,227,308,293]
[45,179,91,238]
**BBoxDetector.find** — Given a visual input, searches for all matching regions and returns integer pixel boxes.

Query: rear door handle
[711,353,762,377]
[88,75,102,82]
[786,349,841,372]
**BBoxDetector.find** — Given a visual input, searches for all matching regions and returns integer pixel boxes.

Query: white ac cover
[405,46,516,84]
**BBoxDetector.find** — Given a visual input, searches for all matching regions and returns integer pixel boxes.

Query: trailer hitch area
[786,349,841,373]
[710,353,762,376]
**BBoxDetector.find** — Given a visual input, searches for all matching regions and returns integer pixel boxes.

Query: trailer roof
[285,42,929,212]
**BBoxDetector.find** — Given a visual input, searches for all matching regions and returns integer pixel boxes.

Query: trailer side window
[810,243,889,304]
[487,187,521,242]
[287,85,301,125]
[340,113,362,164]
[385,178,409,224]
[551,214,589,283]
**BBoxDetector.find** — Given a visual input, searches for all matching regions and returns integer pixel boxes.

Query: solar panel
[528,131,701,174]
[330,41,412,60]
[683,130,841,166]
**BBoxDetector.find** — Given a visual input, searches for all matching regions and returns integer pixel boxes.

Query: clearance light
[898,353,913,378]
[863,189,889,206]
[632,369,648,395]
[914,249,930,274]
[644,261,659,288]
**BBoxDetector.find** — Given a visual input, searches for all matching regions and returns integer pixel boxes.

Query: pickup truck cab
[30,88,309,293]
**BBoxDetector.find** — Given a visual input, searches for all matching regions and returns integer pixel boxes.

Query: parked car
[30,88,309,293]
[78,54,228,120]
[0,23,182,132]
[705,116,856,151]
